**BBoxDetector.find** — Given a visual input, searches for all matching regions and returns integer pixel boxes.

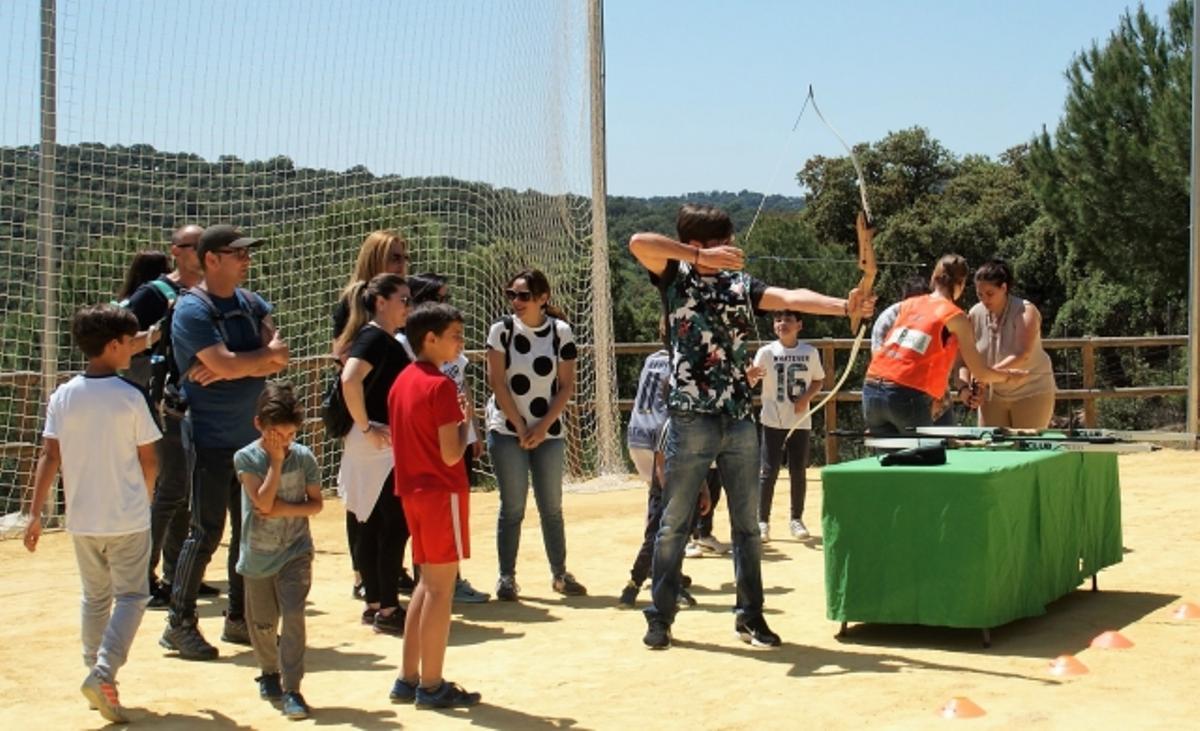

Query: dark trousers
[169,433,243,623]
[148,409,190,586]
[691,468,723,539]
[354,472,408,610]
[345,511,360,572]
[758,426,811,522]
[629,475,664,586]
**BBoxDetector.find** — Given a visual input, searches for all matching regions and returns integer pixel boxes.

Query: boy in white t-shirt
[24,304,162,724]
[751,311,824,541]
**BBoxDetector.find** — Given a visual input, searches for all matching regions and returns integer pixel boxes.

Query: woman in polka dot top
[485,269,587,601]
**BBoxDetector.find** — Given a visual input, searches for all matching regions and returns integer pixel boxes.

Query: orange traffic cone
[1171,602,1200,620]
[1090,630,1134,649]
[938,697,986,719]
[1048,654,1089,677]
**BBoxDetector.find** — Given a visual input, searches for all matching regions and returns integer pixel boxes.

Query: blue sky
[605,0,1178,195]
[0,1,1180,197]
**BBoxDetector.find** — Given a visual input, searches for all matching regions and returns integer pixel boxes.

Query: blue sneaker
[256,673,283,701]
[281,691,310,720]
[389,677,418,703]
[415,680,481,709]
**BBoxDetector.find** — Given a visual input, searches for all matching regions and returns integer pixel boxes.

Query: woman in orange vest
[863,254,1024,435]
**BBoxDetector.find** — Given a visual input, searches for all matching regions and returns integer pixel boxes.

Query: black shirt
[123,275,183,390]
[347,324,412,424]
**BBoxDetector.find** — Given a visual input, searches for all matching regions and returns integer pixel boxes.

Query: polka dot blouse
[484,316,578,439]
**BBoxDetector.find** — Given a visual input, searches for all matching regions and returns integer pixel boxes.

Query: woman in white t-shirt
[485,269,586,601]
[752,311,824,542]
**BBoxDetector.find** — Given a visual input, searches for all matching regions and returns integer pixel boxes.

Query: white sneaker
[694,534,730,555]
[758,522,771,543]
[790,519,810,539]
[684,541,704,559]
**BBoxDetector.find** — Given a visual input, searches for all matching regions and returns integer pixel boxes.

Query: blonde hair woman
[332,230,409,360]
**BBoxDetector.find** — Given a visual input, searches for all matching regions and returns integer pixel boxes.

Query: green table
[821,450,1123,633]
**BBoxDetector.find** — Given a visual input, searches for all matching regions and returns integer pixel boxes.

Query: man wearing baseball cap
[161,224,290,660]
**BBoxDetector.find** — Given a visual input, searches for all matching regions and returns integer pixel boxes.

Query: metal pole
[587,0,619,473]
[38,0,60,515]
[1189,1,1200,447]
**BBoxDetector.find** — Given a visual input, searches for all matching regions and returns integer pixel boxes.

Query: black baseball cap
[196,224,264,259]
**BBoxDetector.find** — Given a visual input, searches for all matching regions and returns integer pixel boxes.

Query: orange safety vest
[867,294,963,399]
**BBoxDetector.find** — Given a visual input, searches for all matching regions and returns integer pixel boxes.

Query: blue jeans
[489,432,567,578]
[861,380,934,435]
[645,411,764,626]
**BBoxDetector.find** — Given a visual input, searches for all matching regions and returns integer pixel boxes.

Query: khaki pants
[244,552,312,692]
[978,391,1056,429]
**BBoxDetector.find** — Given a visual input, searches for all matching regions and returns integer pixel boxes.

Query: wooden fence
[614,335,1191,464]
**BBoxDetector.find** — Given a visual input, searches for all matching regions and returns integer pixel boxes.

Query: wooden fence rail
[613,335,1191,463]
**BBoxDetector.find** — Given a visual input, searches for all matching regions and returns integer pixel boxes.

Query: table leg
[1092,574,1099,592]
[836,621,848,639]
[981,628,991,648]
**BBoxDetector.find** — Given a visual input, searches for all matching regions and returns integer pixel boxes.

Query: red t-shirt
[388,361,468,496]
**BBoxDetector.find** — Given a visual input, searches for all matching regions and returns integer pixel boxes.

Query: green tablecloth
[821,450,1123,629]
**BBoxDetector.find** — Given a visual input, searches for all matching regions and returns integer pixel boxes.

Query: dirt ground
[1,450,1198,730]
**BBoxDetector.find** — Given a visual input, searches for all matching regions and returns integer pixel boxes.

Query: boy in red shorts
[385,302,481,710]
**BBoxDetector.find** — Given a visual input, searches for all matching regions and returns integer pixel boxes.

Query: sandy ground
[1,451,1198,730]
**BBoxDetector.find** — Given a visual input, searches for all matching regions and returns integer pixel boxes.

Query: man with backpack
[161,224,289,661]
[119,225,220,608]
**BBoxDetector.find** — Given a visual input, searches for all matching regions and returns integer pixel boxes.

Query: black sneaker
[361,607,378,625]
[397,567,416,596]
[552,572,587,596]
[373,607,406,636]
[415,680,481,709]
[618,580,639,608]
[160,618,219,660]
[257,673,283,701]
[148,581,171,610]
[198,582,221,597]
[352,582,366,601]
[735,616,782,648]
[281,691,310,720]
[643,618,672,649]
[389,677,418,704]
[495,575,519,602]
[676,588,697,609]
[221,612,252,645]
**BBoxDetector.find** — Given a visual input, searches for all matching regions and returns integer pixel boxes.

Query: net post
[588,0,619,473]
[38,0,60,522]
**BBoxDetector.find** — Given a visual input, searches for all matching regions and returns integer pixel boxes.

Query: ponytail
[334,281,370,356]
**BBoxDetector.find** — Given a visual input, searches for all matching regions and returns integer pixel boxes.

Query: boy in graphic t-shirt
[386,303,481,709]
[234,381,323,720]
[751,311,824,542]
[24,304,162,724]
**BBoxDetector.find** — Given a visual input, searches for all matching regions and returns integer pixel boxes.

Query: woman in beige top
[961,259,1056,428]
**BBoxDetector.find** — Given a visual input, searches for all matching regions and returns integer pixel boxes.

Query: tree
[1027,0,1192,336]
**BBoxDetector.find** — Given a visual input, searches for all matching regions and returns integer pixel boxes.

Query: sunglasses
[214,248,251,261]
[504,289,534,302]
